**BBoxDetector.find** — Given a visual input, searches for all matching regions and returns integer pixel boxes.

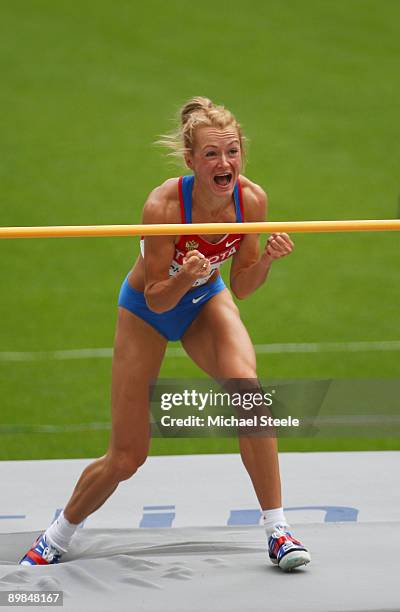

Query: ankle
[44,510,78,552]
[262,507,289,535]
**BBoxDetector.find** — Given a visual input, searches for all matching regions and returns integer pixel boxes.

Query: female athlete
[20,97,310,572]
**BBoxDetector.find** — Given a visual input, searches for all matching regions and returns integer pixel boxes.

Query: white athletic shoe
[19,533,64,566]
[268,526,311,572]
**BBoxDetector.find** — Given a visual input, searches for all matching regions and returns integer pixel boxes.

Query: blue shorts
[118,275,226,341]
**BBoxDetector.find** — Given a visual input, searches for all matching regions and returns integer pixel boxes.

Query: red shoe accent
[26,550,49,565]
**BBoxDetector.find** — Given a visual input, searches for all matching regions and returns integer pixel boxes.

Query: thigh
[181,288,257,379]
[108,307,167,456]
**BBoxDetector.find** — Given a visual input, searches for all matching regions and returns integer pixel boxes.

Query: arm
[229,184,294,299]
[142,187,211,313]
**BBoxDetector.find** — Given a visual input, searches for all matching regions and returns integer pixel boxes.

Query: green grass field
[1,0,399,460]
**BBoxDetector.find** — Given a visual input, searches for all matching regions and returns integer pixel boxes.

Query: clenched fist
[265,233,294,260]
[182,250,211,279]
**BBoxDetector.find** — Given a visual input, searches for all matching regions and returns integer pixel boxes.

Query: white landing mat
[0,452,399,612]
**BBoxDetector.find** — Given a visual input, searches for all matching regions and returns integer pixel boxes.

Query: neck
[192,178,233,217]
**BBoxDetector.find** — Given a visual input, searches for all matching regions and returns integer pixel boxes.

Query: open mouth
[214,173,232,187]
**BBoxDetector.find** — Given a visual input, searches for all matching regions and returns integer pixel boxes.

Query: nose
[219,152,229,167]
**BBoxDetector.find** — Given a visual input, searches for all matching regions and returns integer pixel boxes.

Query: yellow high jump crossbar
[0,219,400,239]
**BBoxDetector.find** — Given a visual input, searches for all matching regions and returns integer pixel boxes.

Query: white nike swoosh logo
[192,292,209,304]
[225,238,241,248]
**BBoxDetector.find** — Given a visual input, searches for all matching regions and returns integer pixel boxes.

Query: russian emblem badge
[185,240,199,251]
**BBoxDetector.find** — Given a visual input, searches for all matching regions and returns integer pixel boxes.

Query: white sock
[262,507,289,536]
[44,511,78,553]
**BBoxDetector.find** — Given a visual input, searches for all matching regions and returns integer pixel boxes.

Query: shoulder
[238,175,268,222]
[142,177,181,224]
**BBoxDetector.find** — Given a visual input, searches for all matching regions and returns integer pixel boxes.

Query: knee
[107,451,148,482]
[236,367,258,379]
[219,366,258,384]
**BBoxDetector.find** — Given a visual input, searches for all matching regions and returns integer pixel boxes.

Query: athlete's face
[186,126,242,197]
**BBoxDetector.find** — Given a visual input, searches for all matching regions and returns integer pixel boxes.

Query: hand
[264,233,294,261]
[182,250,211,279]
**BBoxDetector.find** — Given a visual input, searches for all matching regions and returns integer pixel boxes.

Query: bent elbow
[146,301,166,314]
[144,290,164,313]
[233,292,247,300]
[230,285,248,300]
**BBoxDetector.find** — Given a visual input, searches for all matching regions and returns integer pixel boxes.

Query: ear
[184,153,193,169]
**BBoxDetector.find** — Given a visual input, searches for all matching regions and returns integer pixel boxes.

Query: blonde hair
[157,96,246,163]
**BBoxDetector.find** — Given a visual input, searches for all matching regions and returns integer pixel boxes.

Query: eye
[205,151,216,157]
[229,148,239,155]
